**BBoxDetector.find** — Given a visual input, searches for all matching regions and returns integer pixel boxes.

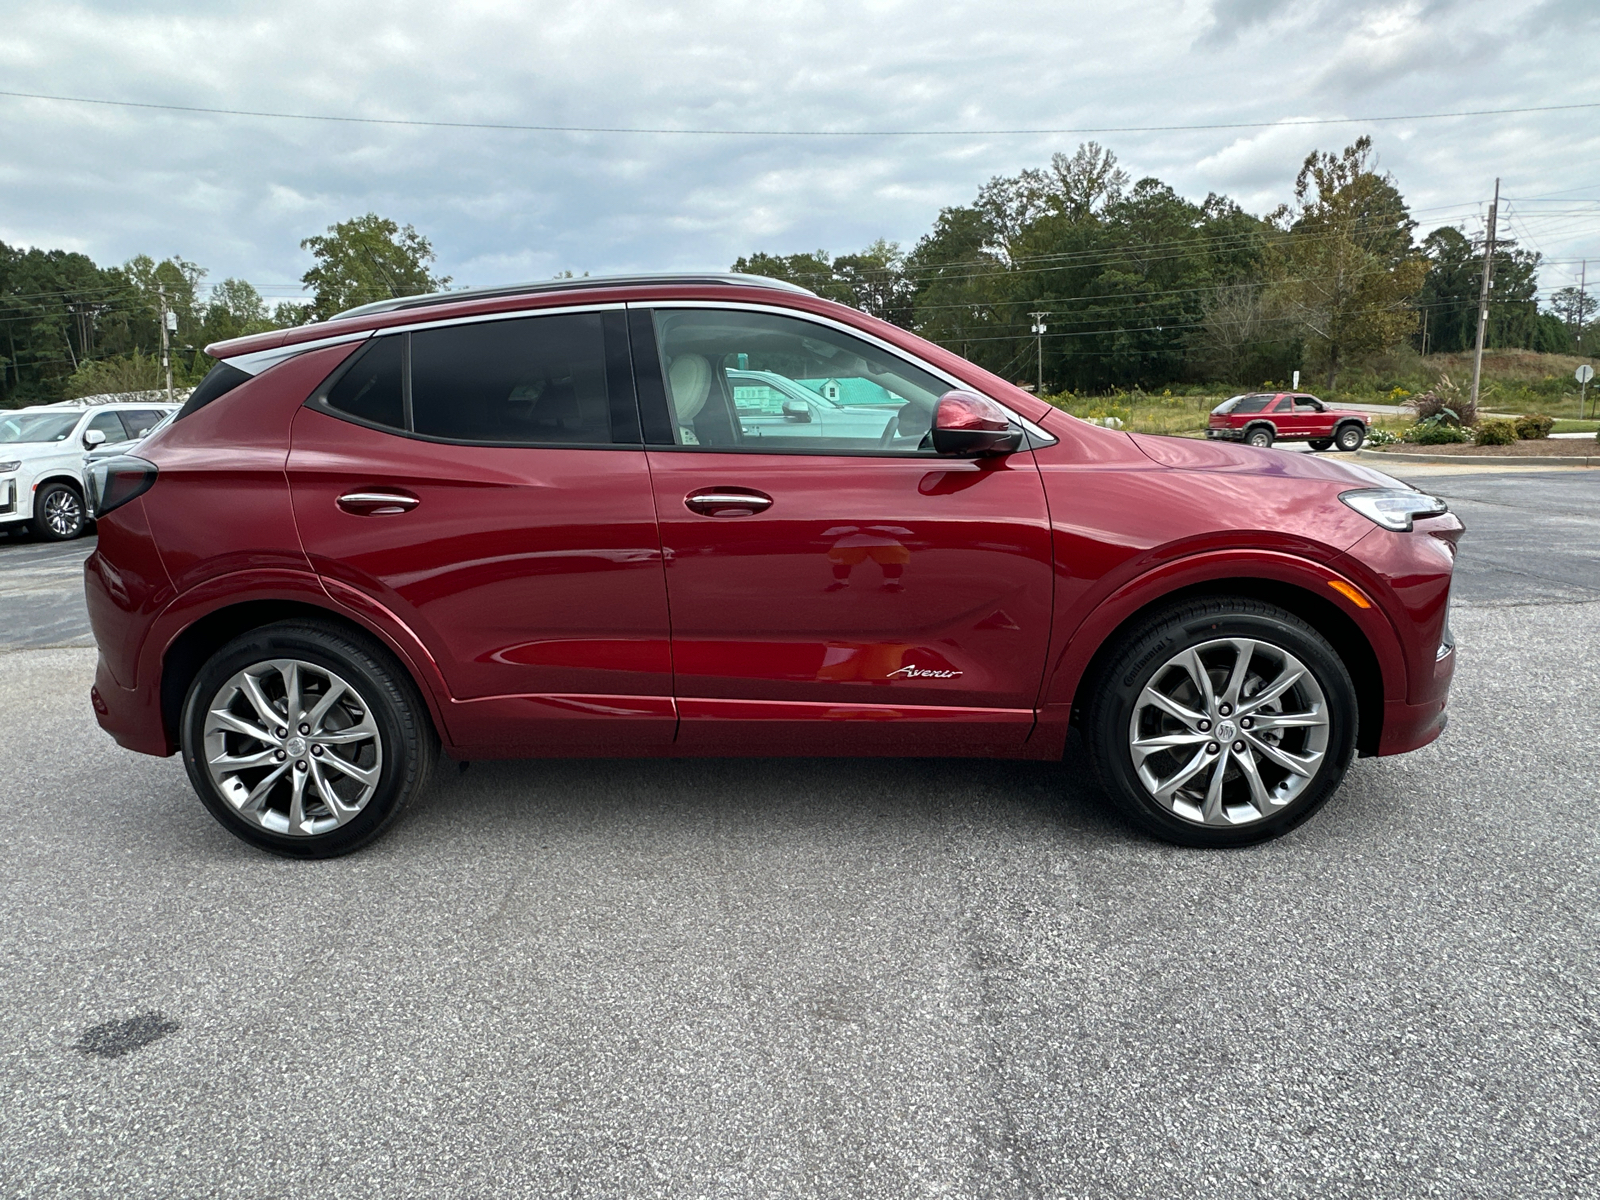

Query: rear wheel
[1308,438,1333,452]
[1335,423,1366,451]
[1245,426,1274,448]
[31,482,86,540]
[1084,597,1358,847]
[180,621,436,858]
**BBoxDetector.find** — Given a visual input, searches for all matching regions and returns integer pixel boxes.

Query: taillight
[86,455,158,518]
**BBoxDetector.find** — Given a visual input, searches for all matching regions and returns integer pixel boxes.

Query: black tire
[180,620,436,858]
[1245,426,1274,448]
[1308,438,1334,452]
[1335,423,1366,452]
[1083,596,1358,847]
[31,481,86,540]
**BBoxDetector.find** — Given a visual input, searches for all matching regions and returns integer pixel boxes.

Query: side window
[325,336,405,429]
[649,308,951,453]
[119,410,165,439]
[1295,397,1323,412]
[86,411,130,445]
[411,313,621,445]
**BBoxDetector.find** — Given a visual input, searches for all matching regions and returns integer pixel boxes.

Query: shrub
[1474,419,1517,446]
[1403,421,1469,445]
[1366,428,1399,446]
[1514,413,1554,440]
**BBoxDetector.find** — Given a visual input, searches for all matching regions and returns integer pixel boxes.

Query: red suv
[1207,392,1372,451]
[83,274,1460,856]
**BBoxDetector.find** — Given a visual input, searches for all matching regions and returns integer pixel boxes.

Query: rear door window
[411,313,631,445]
[118,410,166,439]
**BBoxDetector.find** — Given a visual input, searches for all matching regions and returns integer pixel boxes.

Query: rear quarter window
[175,361,253,421]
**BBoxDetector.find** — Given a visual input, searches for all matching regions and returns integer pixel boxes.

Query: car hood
[0,440,79,461]
[1129,432,1407,489]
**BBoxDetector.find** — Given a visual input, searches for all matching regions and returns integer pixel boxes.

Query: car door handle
[337,491,420,515]
[684,489,773,517]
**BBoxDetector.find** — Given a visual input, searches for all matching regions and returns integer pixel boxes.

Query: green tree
[1270,137,1427,387]
[300,214,450,322]
[1415,226,1477,354]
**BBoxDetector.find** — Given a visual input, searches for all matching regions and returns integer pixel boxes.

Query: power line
[2,88,1597,137]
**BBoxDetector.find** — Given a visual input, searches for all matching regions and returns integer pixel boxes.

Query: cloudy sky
[2,0,1597,304]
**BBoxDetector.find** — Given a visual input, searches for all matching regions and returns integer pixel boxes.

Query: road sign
[1577,364,1594,384]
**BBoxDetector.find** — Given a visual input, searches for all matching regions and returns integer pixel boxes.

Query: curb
[1356,447,1598,467]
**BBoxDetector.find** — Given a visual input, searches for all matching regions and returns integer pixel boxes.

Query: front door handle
[684,489,772,517]
[337,490,420,515]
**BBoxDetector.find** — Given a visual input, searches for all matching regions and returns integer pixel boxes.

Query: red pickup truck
[1206,392,1370,451]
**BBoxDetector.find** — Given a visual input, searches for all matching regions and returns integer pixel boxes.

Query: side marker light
[1327,580,1372,609]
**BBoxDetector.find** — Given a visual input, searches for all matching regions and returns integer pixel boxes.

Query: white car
[0,401,178,540]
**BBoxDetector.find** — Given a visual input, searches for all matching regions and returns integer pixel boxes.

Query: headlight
[1340,488,1448,532]
[0,460,19,473]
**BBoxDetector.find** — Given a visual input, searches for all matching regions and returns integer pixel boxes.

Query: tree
[732,243,914,327]
[1550,285,1597,354]
[300,214,450,322]
[1271,137,1426,387]
[1415,226,1478,354]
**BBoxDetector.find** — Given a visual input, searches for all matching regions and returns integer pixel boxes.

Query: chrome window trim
[222,303,628,377]
[633,299,1058,447]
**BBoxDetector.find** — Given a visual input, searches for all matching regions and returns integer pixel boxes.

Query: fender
[1031,548,1407,755]
[136,567,456,753]
[1243,420,1277,441]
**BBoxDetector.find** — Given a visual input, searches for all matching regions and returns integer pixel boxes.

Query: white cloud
[0,0,1593,296]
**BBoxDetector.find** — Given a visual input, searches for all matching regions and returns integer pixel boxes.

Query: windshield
[0,412,81,444]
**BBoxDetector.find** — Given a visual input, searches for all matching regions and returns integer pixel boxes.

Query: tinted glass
[86,411,130,445]
[1293,397,1321,411]
[326,336,405,429]
[119,410,166,439]
[650,308,950,453]
[175,361,252,422]
[410,313,616,444]
[1229,395,1272,414]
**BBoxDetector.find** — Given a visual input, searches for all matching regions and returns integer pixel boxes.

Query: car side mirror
[931,391,1024,456]
[781,399,812,423]
[83,429,107,449]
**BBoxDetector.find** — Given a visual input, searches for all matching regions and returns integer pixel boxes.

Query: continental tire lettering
[1122,636,1172,688]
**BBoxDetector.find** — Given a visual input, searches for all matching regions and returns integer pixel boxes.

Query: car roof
[19,401,176,413]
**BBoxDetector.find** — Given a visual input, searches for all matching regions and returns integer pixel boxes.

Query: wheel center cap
[284,735,307,758]
[1215,720,1237,742]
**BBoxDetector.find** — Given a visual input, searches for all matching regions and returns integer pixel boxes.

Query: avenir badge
[887,664,963,680]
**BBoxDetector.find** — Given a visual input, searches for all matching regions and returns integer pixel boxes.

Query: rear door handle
[337,491,420,515]
[684,489,772,517]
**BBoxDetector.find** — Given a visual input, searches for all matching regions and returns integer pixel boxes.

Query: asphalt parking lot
[1,467,1597,1198]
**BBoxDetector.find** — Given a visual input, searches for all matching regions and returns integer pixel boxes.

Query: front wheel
[1335,424,1366,452]
[1083,597,1358,847]
[181,621,436,858]
[31,482,86,540]
[1245,427,1274,448]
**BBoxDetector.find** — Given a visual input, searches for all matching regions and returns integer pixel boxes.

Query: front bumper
[0,476,18,521]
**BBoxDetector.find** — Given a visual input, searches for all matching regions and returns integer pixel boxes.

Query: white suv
[0,402,177,540]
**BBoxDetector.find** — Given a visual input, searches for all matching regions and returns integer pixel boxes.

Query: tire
[31,481,86,541]
[1335,423,1366,452]
[1083,596,1358,847]
[1245,426,1274,448]
[1308,438,1333,452]
[180,620,437,858]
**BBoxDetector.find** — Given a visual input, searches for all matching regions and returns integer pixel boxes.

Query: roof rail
[328,272,816,322]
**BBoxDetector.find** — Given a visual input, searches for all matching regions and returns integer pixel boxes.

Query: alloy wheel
[201,658,383,837]
[1128,637,1329,826]
[43,488,83,537]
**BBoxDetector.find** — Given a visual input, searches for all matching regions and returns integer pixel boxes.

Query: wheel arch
[1041,555,1404,759]
[1243,420,1277,440]
[158,595,449,756]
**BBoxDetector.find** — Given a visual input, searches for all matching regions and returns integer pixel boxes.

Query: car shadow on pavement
[371,733,1140,856]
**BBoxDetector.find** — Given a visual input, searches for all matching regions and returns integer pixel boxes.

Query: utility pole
[1469,178,1499,414]
[1030,312,1047,394]
[1420,306,1428,357]
[157,283,173,402]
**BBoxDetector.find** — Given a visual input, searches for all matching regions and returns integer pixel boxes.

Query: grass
[1035,348,1600,435]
